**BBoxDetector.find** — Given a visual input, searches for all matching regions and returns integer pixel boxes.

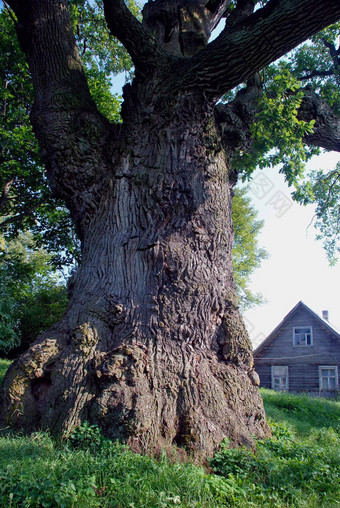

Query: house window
[293,326,312,346]
[271,366,288,391]
[319,366,338,391]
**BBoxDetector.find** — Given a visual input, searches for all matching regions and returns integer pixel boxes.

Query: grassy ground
[0,360,339,507]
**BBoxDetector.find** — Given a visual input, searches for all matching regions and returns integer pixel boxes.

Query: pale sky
[242,151,340,348]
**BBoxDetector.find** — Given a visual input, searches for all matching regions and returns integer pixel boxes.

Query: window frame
[319,366,338,391]
[271,365,289,391]
[292,326,313,347]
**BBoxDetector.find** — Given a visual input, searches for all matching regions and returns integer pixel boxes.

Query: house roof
[253,300,340,357]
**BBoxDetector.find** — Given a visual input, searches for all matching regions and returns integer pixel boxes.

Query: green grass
[210,390,340,507]
[261,388,340,436]
[0,361,339,507]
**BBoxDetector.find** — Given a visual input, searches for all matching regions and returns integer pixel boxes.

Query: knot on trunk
[94,344,148,385]
[248,369,260,386]
[91,297,126,329]
[219,308,253,368]
[173,412,200,449]
[20,338,60,379]
[73,323,98,355]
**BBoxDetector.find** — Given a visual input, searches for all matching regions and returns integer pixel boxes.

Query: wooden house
[253,301,340,395]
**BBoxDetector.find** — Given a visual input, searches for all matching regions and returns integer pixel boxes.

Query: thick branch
[5,0,114,236]
[7,1,94,109]
[176,0,340,98]
[215,75,261,150]
[299,88,340,152]
[142,0,230,57]
[103,0,162,73]
[298,69,334,81]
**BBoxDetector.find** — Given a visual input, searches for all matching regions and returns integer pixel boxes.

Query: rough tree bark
[1,0,340,459]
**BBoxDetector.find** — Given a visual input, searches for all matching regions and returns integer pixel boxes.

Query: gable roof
[253,300,340,357]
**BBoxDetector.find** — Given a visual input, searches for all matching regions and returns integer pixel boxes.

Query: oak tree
[1,0,340,459]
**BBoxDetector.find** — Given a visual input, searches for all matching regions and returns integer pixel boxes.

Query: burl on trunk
[2,0,340,459]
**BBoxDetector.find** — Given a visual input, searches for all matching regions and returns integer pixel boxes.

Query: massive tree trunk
[1,82,266,457]
[1,0,340,459]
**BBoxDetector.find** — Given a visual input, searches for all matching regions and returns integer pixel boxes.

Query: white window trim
[271,366,289,391]
[292,326,313,347]
[319,366,338,391]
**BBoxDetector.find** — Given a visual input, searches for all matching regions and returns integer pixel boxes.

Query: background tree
[232,187,268,310]
[0,0,340,460]
[0,233,68,356]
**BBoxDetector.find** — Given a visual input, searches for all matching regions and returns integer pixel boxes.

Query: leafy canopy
[231,23,340,262]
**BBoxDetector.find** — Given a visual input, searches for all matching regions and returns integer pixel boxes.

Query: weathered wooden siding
[254,304,340,392]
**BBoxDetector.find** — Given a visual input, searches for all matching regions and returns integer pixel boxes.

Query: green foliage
[232,24,340,185]
[209,439,258,479]
[233,66,319,185]
[0,358,11,385]
[69,0,136,77]
[293,162,340,264]
[261,388,340,436]
[230,25,340,263]
[232,187,268,309]
[0,233,68,355]
[69,422,104,451]
[0,428,217,507]
[290,23,340,115]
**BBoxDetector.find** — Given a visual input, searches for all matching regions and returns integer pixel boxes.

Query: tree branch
[0,200,45,229]
[299,87,340,152]
[176,0,340,98]
[214,74,262,182]
[5,0,115,237]
[298,69,334,81]
[141,0,230,57]
[227,0,255,28]
[321,38,340,83]
[103,0,162,74]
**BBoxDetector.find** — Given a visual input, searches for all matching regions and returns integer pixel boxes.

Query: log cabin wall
[254,302,340,395]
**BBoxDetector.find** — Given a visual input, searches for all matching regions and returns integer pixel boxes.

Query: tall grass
[0,359,339,507]
[0,430,218,507]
